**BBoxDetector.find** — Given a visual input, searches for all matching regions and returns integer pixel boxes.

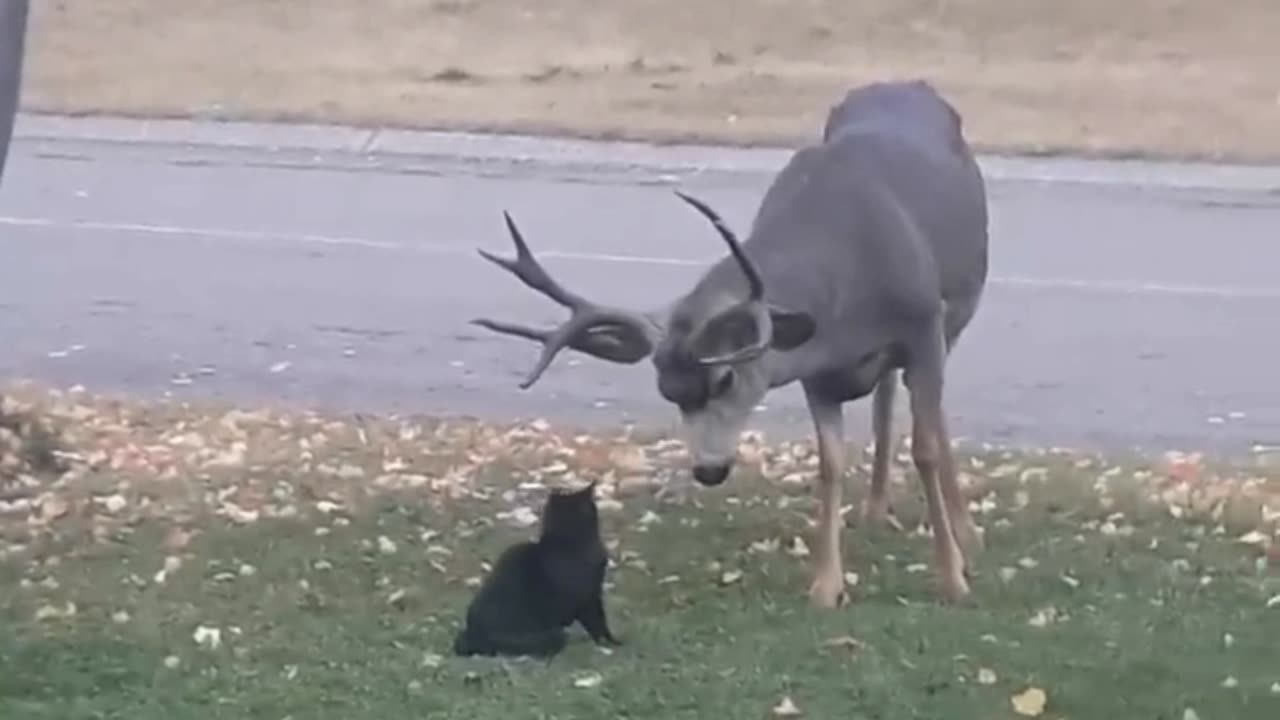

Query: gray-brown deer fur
[473,80,989,607]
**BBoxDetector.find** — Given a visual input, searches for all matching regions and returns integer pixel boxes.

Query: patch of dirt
[20,0,1280,161]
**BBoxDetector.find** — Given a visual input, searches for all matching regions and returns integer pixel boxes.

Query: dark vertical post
[0,0,31,186]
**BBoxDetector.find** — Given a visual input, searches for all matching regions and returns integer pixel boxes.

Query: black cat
[453,479,622,658]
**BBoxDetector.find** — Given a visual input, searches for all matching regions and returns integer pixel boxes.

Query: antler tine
[468,316,575,389]
[473,210,657,388]
[469,318,546,343]
[474,212,587,310]
[673,191,776,367]
[673,191,764,300]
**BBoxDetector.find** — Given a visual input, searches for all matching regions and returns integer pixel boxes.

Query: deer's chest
[809,349,899,403]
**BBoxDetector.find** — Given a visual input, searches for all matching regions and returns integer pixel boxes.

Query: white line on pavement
[4,214,1280,300]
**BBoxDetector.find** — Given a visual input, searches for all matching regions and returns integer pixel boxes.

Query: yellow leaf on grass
[1011,687,1047,716]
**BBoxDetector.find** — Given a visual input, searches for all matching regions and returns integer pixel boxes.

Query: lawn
[19,0,1280,162]
[2,381,1280,719]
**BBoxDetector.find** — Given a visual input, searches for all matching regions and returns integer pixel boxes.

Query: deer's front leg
[803,386,847,609]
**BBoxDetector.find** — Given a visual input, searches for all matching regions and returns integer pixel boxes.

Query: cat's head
[540,479,599,537]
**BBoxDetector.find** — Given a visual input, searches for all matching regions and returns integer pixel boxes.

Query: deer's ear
[688,306,762,360]
[767,305,815,351]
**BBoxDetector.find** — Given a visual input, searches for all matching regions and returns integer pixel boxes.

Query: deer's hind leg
[934,411,983,559]
[861,369,904,531]
[903,319,971,603]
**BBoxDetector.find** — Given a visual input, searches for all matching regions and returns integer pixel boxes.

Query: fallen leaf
[1028,606,1058,628]
[772,695,803,717]
[377,535,398,555]
[788,536,810,557]
[100,494,127,514]
[1011,687,1048,716]
[421,652,443,669]
[750,538,780,554]
[222,502,259,524]
[499,506,539,527]
[337,463,365,480]
[977,667,998,685]
[573,672,603,689]
[720,570,743,586]
[1237,530,1270,547]
[34,602,76,621]
[193,625,222,650]
[163,655,181,670]
[821,635,864,652]
[38,493,70,522]
[1222,676,1239,688]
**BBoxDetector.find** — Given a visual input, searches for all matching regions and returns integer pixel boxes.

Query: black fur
[453,480,621,658]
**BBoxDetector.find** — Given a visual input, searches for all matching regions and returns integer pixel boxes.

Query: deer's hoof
[938,572,972,605]
[860,500,905,532]
[953,520,985,557]
[808,574,847,609]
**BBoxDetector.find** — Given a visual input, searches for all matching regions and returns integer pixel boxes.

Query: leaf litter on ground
[4,379,1280,717]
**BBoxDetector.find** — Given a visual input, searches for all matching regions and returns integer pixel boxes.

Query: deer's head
[472,192,816,486]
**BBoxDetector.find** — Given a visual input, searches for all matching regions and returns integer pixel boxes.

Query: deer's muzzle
[692,463,731,486]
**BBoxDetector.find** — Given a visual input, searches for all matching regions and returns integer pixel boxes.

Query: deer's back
[739,83,989,359]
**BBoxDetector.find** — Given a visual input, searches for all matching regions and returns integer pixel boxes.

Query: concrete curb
[13,112,1280,193]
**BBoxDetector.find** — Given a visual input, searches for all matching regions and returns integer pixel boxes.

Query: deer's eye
[711,369,735,398]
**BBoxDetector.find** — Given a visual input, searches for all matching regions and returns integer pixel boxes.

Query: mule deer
[473,80,989,607]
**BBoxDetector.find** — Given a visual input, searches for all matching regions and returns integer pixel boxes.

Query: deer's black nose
[693,464,731,486]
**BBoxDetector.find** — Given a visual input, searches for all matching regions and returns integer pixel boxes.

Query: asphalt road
[3,118,1280,456]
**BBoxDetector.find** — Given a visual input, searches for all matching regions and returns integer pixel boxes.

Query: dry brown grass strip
[20,0,1280,161]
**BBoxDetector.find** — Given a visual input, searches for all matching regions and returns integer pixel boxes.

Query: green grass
[3,456,1279,720]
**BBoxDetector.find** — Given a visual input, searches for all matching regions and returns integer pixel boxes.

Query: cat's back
[467,539,540,606]
[537,532,607,600]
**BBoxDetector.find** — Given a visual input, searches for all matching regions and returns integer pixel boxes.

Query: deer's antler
[472,212,659,389]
